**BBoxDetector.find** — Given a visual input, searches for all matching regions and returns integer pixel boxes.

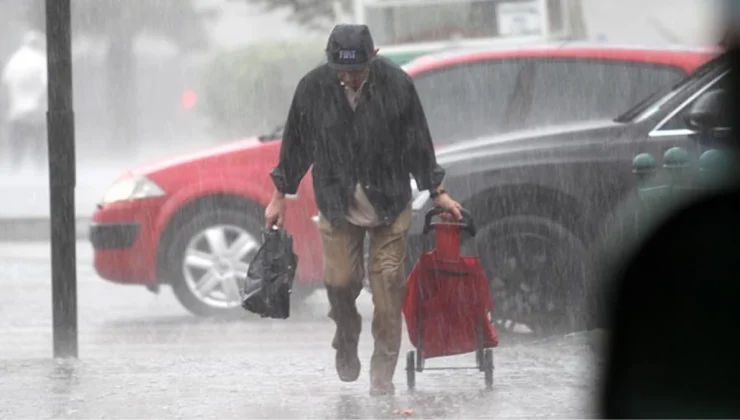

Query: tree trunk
[105,32,136,152]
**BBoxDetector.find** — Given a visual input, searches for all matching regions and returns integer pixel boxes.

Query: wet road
[0,241,601,418]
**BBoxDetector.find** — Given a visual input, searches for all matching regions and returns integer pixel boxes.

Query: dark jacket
[270,57,445,226]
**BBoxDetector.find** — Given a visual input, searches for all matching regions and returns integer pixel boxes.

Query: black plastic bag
[240,228,298,319]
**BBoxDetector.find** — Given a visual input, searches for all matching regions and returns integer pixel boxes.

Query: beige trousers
[318,206,412,386]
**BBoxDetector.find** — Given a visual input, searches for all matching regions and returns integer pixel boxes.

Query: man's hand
[432,191,463,221]
[265,191,286,228]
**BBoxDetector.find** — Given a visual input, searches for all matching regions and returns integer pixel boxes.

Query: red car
[90,43,714,317]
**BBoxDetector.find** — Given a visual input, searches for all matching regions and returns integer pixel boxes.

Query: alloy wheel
[484,232,573,335]
[181,224,260,309]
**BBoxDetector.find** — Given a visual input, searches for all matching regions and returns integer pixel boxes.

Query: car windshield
[613,54,728,123]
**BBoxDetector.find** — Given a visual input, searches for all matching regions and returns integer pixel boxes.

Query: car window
[522,59,686,129]
[616,54,726,123]
[655,71,730,131]
[412,59,528,145]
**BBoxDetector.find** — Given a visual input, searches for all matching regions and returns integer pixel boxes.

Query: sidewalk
[0,246,600,419]
[0,355,502,419]
[0,141,219,241]
[0,217,91,241]
[0,239,93,262]
[0,332,599,419]
[0,159,134,219]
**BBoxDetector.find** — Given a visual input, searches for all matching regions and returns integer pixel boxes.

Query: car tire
[470,215,590,336]
[166,208,264,318]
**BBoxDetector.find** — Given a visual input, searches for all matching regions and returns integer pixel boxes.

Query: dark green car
[378,43,450,65]
[378,40,518,66]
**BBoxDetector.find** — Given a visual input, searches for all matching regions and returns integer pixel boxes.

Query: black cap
[325,24,375,72]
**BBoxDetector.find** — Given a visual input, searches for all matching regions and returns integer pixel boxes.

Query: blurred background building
[0,0,725,220]
[0,0,722,159]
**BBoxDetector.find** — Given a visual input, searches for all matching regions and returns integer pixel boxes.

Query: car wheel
[472,216,589,336]
[166,208,263,317]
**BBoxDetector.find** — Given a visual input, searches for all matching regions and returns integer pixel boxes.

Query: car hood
[129,136,267,176]
[435,119,624,167]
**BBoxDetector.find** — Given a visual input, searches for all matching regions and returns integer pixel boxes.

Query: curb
[0,217,91,242]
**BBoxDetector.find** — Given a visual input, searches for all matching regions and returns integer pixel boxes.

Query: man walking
[265,24,463,396]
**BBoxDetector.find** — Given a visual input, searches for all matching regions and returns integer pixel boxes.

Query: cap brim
[328,62,370,72]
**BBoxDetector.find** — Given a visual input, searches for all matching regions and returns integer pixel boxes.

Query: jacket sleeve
[402,79,445,192]
[270,79,314,195]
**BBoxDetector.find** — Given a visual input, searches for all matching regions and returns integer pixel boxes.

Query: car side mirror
[684,89,730,133]
[257,125,284,143]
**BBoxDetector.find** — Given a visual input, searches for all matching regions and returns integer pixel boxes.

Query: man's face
[337,68,369,90]
[336,48,379,90]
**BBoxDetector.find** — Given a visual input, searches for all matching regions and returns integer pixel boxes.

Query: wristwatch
[429,188,446,199]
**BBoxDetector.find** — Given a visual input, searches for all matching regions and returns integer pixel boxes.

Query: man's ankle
[336,342,361,382]
[370,381,395,397]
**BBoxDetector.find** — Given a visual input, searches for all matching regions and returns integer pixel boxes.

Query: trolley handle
[422,207,476,236]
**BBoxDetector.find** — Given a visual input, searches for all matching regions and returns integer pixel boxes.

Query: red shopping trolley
[402,208,499,390]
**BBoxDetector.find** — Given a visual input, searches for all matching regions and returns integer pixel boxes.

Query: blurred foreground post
[45,0,78,359]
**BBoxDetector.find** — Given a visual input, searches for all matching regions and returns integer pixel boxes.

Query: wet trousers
[318,206,411,387]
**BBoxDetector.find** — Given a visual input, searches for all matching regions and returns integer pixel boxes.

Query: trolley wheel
[475,324,484,371]
[406,351,416,390]
[483,349,494,389]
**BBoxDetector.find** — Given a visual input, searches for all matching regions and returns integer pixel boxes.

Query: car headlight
[101,175,166,204]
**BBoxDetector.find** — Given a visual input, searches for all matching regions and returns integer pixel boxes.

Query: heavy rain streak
[0,0,724,418]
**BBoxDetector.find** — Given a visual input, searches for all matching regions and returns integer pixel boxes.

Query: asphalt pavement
[0,241,602,419]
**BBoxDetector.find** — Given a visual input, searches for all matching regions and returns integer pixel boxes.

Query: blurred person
[265,24,463,396]
[1,31,47,171]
